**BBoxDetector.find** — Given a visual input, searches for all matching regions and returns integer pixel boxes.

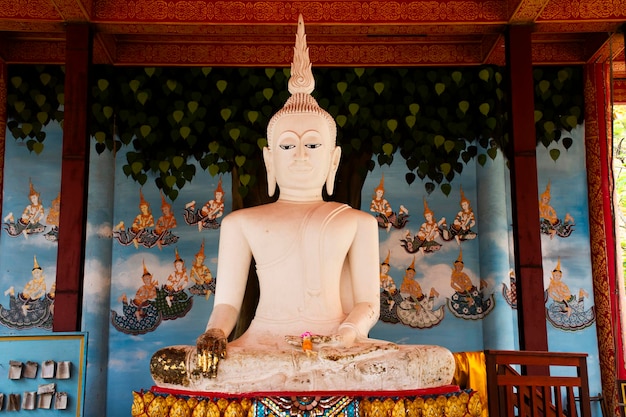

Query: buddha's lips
[289,164,313,172]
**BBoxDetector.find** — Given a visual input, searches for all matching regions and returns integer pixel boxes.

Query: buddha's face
[265,113,338,197]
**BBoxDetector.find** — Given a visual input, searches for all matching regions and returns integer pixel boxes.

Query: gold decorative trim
[583,63,618,416]
[131,389,483,417]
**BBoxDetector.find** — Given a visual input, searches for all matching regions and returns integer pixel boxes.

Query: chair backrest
[484,350,592,417]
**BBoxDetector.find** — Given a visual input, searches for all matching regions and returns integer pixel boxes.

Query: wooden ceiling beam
[508,0,551,24]
[50,0,92,21]
[0,0,623,68]
[587,33,624,66]
[2,39,66,65]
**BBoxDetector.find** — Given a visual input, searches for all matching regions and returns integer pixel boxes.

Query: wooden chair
[485,350,592,417]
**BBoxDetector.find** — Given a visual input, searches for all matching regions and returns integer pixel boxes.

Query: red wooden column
[53,24,92,332]
[505,25,549,354]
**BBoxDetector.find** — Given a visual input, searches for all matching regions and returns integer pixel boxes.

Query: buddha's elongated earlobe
[263,147,276,197]
[325,146,342,196]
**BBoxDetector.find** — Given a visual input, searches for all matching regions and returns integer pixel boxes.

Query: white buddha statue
[150,15,456,393]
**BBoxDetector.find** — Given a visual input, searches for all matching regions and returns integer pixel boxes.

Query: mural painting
[112,189,180,249]
[3,180,51,240]
[0,255,55,330]
[183,178,225,231]
[447,249,494,320]
[539,181,575,239]
[396,257,445,329]
[369,175,409,232]
[502,270,517,309]
[0,64,605,415]
[109,183,223,336]
[545,258,595,331]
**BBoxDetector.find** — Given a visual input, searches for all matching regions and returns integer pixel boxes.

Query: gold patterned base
[131,388,483,417]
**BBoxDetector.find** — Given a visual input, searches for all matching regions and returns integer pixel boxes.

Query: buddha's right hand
[196,328,227,378]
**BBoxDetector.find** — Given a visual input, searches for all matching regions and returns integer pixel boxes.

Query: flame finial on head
[423,198,434,216]
[196,239,206,258]
[455,248,463,264]
[459,186,470,206]
[288,14,314,96]
[28,179,40,198]
[375,174,385,193]
[407,256,416,271]
[32,255,41,271]
[266,14,337,149]
[541,181,551,200]
[160,191,171,209]
[174,248,183,264]
[214,177,224,196]
[142,259,151,276]
[139,188,149,209]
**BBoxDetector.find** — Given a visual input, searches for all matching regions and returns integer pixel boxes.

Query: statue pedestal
[131,385,483,417]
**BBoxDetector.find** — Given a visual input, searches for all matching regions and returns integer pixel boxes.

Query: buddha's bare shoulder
[220,201,375,228]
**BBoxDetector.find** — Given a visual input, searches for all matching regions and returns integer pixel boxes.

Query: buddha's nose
[295,143,308,160]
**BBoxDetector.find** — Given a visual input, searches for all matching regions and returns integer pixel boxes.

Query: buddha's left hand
[336,324,358,347]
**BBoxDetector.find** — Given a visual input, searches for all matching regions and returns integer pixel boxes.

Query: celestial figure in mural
[401,199,448,254]
[111,261,162,335]
[150,15,455,393]
[446,250,494,320]
[183,178,225,231]
[153,193,179,248]
[188,240,216,300]
[369,175,409,231]
[396,257,444,329]
[3,180,46,238]
[132,260,159,320]
[132,188,155,233]
[0,256,54,330]
[502,269,517,309]
[539,181,575,239]
[447,187,477,244]
[155,193,177,235]
[158,249,192,317]
[165,249,189,292]
[113,189,179,249]
[545,258,595,331]
[44,193,60,242]
[378,251,402,323]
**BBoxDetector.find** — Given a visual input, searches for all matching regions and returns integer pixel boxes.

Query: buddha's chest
[244,203,355,265]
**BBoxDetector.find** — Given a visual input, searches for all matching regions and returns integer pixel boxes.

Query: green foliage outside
[5,65,584,206]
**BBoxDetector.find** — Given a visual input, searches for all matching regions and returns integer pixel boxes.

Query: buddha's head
[263,15,341,200]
